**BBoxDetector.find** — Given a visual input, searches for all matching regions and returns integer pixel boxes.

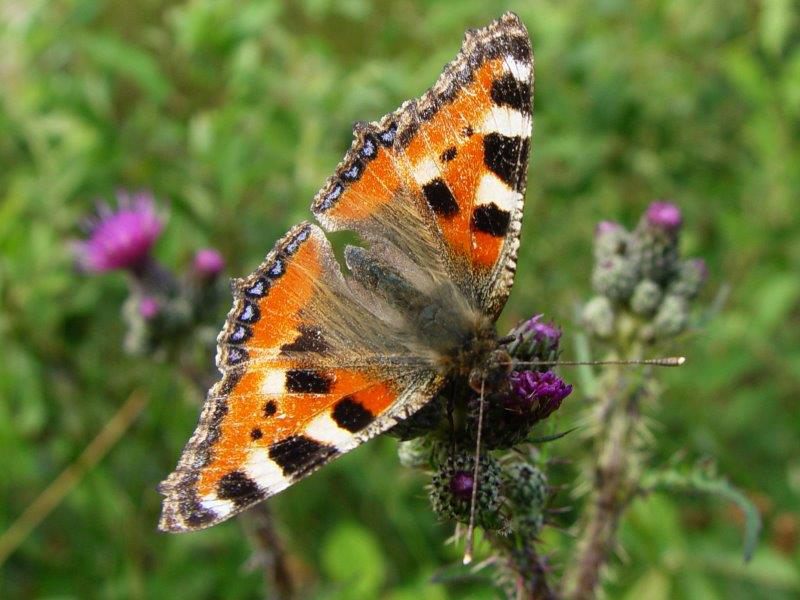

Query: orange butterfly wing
[313,12,532,318]
[159,13,533,531]
[159,224,440,531]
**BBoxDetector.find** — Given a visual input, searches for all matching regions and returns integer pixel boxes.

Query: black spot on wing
[471,204,511,237]
[264,400,277,418]
[440,146,457,162]
[269,435,337,477]
[423,178,459,217]
[332,396,375,433]
[285,369,333,394]
[217,471,261,506]
[185,504,216,528]
[250,428,263,440]
[491,73,531,113]
[280,325,329,354]
[483,133,529,190]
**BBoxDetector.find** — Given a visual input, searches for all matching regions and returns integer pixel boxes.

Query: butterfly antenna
[514,356,686,368]
[463,377,486,565]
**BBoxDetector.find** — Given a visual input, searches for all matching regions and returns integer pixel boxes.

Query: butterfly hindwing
[312,12,532,318]
[159,223,441,531]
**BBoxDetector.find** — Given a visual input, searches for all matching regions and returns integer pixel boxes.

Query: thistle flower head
[645,201,682,232]
[193,248,225,279]
[524,315,562,348]
[429,452,503,529]
[507,314,563,365]
[139,296,161,319]
[74,191,164,273]
[508,370,572,422]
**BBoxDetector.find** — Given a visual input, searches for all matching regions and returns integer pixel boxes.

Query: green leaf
[643,465,762,562]
[623,568,671,600]
[759,0,794,56]
[79,34,170,103]
[321,522,387,599]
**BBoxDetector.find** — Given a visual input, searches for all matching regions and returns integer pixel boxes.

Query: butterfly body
[160,12,532,532]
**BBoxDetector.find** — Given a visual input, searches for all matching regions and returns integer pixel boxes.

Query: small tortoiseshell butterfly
[159,12,533,532]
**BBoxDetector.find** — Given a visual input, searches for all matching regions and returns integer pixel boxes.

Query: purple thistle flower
[74,191,164,273]
[508,370,573,421]
[524,314,562,348]
[139,296,161,319]
[193,248,225,279]
[449,471,474,501]
[645,201,682,232]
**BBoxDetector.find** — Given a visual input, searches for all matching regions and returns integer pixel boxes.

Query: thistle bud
[581,296,615,338]
[652,294,690,338]
[591,255,639,301]
[667,258,707,300]
[429,452,503,529]
[630,279,663,316]
[629,201,682,284]
[504,462,548,511]
[593,221,629,260]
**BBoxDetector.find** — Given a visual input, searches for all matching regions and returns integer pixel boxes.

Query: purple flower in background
[646,201,682,232]
[139,296,161,319]
[193,248,225,279]
[74,191,163,273]
[508,370,573,422]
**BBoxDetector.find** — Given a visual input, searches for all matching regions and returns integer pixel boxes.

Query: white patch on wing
[475,173,521,212]
[479,107,531,138]
[305,413,354,450]
[244,448,291,491]
[260,369,286,395]
[412,157,440,185]
[200,495,235,519]
[504,57,531,82]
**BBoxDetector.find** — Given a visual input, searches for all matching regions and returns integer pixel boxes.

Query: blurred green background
[1,0,799,598]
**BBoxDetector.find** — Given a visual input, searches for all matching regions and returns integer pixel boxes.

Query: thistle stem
[562,366,644,599]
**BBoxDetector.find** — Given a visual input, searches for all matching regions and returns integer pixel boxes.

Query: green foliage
[1,0,798,598]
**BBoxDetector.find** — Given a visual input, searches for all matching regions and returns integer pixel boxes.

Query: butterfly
[159,12,533,532]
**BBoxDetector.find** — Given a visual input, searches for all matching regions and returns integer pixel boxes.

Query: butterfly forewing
[312,12,532,318]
